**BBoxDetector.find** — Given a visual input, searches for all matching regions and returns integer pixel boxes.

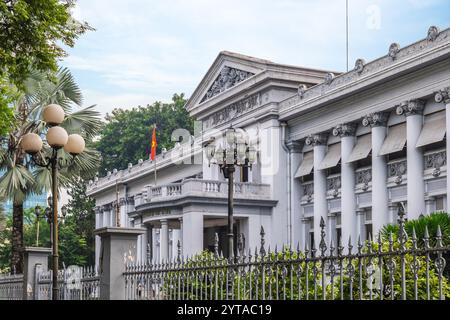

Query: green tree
[59,177,96,266]
[94,93,194,174]
[0,0,92,138]
[0,0,92,86]
[381,212,450,277]
[0,67,102,273]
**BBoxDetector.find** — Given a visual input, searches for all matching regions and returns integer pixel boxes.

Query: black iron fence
[124,212,450,300]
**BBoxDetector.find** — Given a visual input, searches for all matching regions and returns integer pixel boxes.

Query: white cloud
[81,89,162,116]
[65,0,449,116]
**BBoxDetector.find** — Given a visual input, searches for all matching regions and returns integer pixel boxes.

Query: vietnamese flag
[150,126,157,160]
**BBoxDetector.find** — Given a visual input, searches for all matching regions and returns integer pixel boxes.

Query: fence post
[23,246,52,300]
[94,226,145,300]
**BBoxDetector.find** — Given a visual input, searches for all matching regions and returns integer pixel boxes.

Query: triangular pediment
[200,66,255,103]
[185,51,270,112]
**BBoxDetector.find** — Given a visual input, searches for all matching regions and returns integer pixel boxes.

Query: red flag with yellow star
[150,126,157,160]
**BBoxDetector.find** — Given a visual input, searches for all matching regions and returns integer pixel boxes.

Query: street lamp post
[205,127,256,259]
[20,104,86,300]
[34,206,42,246]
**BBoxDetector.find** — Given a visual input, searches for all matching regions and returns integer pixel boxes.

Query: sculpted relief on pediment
[200,66,255,103]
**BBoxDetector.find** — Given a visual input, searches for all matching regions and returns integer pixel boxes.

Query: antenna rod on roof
[346,0,349,72]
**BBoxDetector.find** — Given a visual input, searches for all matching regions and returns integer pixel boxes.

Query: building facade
[87,26,450,267]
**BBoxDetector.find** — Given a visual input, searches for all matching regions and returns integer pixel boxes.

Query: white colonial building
[88,26,450,266]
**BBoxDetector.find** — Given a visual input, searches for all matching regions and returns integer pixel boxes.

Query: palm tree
[0,67,102,273]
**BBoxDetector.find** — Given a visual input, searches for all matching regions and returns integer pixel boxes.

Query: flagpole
[154,124,157,186]
[346,0,349,72]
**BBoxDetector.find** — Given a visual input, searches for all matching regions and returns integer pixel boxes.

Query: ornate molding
[396,99,425,116]
[279,27,450,112]
[354,58,365,74]
[388,160,407,184]
[204,93,260,129]
[286,140,303,152]
[327,176,341,197]
[303,182,314,202]
[435,87,450,104]
[305,133,328,146]
[332,123,357,137]
[355,168,372,191]
[126,196,135,205]
[102,203,112,211]
[201,66,254,103]
[427,26,440,42]
[424,150,446,177]
[297,84,307,99]
[362,112,389,127]
[388,43,400,60]
[324,72,335,85]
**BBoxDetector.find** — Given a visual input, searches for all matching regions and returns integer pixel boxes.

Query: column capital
[286,140,303,152]
[395,99,425,117]
[94,206,102,214]
[356,208,366,215]
[126,196,135,205]
[102,203,112,211]
[160,219,168,225]
[119,197,126,206]
[305,133,328,146]
[362,112,389,127]
[435,87,450,104]
[332,123,357,137]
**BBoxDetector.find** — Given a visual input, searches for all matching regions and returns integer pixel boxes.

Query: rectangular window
[436,196,445,211]
[336,227,342,246]
[365,224,373,241]
[241,160,249,182]
[309,232,315,249]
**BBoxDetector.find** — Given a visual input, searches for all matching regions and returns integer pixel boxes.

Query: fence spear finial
[260,226,266,256]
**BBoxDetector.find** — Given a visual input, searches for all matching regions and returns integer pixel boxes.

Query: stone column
[333,123,357,247]
[363,112,389,237]
[306,133,328,247]
[94,227,145,300]
[141,225,148,263]
[434,87,450,203]
[388,203,399,224]
[328,213,337,245]
[95,206,102,270]
[160,219,169,262]
[356,208,366,241]
[287,141,303,246]
[179,217,183,256]
[126,196,135,228]
[182,211,203,257]
[23,247,52,300]
[397,100,425,219]
[102,204,110,227]
[147,225,153,263]
[119,198,127,228]
[301,218,310,249]
[425,197,435,215]
[171,229,181,260]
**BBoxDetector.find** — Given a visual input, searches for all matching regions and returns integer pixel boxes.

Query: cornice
[279,26,450,121]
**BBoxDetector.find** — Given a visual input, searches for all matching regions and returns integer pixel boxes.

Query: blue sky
[63,0,450,116]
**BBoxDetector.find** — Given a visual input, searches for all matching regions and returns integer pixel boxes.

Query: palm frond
[26,67,83,120]
[61,106,103,140]
[32,166,72,194]
[0,162,35,199]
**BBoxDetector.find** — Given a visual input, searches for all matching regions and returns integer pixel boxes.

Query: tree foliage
[0,67,102,273]
[94,93,194,174]
[0,179,96,271]
[0,0,92,86]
